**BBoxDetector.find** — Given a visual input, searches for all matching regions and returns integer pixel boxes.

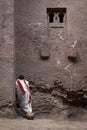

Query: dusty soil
[0,118,87,130]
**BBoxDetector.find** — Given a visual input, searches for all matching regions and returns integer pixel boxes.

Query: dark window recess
[47,8,66,24]
[49,13,54,23]
[58,13,64,23]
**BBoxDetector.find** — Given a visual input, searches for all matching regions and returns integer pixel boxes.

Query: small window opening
[58,13,64,23]
[49,13,54,23]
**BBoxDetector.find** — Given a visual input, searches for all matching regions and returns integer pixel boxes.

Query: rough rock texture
[14,0,87,119]
[0,0,15,117]
[0,0,87,119]
[53,76,87,105]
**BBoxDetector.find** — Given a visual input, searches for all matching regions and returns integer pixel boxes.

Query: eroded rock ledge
[30,75,87,106]
[53,76,87,106]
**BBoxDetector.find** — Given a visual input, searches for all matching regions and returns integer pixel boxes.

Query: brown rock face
[14,0,87,119]
[53,76,87,106]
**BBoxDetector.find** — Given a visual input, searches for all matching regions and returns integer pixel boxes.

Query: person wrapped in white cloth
[15,74,34,119]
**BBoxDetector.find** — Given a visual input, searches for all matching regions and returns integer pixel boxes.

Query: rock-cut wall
[15,0,87,119]
[0,0,15,117]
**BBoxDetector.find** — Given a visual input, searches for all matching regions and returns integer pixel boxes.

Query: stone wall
[0,0,15,117]
[15,0,87,119]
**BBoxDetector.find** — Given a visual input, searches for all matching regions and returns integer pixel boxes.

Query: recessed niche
[47,8,67,37]
[47,8,66,28]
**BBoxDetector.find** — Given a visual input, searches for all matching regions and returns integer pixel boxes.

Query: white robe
[16,79,32,113]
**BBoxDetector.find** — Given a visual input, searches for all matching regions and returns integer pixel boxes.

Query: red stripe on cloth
[17,80,25,94]
[28,97,32,103]
[24,80,30,89]
[24,80,32,103]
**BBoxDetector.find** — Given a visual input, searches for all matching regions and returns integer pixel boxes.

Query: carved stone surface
[53,76,87,106]
[14,0,87,119]
[0,0,87,120]
[40,47,50,59]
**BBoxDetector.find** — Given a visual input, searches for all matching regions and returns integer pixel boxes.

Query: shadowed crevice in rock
[53,76,87,106]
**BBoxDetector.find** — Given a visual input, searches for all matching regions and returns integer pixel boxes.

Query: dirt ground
[0,117,87,130]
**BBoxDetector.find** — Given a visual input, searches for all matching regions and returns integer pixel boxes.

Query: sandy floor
[0,118,87,130]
